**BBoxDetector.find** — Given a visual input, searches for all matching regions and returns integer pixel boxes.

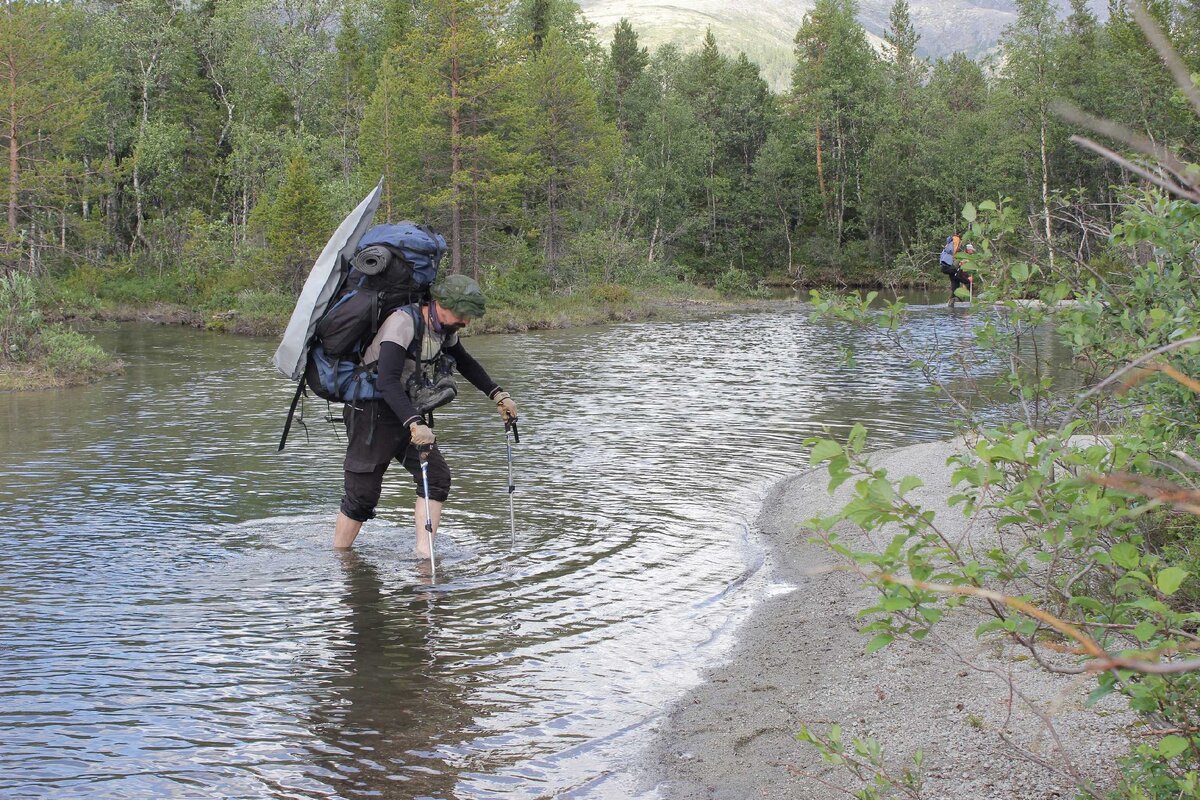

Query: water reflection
[305,553,467,799]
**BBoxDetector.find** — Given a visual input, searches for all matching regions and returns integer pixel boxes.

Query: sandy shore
[642,440,1134,799]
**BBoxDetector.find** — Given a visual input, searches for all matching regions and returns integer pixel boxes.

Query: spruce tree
[607,19,648,134]
[360,0,520,275]
[0,2,102,263]
[255,149,332,288]
[519,27,618,284]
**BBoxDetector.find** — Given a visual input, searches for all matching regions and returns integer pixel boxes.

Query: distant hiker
[939,235,973,307]
[954,243,976,304]
[334,274,519,553]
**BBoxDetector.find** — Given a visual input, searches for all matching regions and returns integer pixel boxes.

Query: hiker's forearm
[377,341,423,427]
[446,342,500,397]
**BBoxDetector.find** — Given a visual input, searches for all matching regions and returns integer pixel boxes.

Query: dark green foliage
[604,18,648,133]
[251,150,333,290]
[2,0,1198,304]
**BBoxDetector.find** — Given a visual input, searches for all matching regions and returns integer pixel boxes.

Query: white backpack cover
[271,178,384,380]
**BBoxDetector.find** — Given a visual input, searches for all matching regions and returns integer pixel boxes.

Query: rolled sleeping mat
[352,245,392,276]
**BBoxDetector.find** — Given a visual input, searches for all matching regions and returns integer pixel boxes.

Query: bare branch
[1063,335,1200,427]
[1054,102,1194,185]
[878,573,1200,676]
[1130,1,1200,120]
[1067,135,1200,203]
[1089,471,1200,516]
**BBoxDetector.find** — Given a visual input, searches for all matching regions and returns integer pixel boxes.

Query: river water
[0,295,1070,799]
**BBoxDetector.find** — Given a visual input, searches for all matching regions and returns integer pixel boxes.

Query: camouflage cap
[432,273,487,318]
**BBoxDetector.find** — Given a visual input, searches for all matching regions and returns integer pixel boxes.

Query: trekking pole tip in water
[504,419,518,546]
[419,446,436,582]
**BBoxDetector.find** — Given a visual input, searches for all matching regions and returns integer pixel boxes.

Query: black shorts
[339,402,452,521]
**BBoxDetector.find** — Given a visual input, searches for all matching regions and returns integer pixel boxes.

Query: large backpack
[304,223,446,400]
[938,235,959,274]
[278,221,447,449]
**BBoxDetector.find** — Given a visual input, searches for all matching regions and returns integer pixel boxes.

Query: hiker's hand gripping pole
[419,445,436,582]
[494,391,518,424]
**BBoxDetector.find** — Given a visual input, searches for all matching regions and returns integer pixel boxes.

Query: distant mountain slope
[578,0,1090,91]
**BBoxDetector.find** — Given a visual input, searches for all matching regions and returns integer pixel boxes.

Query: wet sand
[642,440,1134,799]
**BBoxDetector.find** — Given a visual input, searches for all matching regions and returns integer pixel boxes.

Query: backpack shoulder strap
[401,303,425,359]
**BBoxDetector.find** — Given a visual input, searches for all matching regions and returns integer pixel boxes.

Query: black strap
[278,376,306,451]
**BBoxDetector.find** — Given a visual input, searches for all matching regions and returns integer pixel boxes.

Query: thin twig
[1135,726,1200,737]
[1129,1,1200,121]
[1063,335,1200,430]
[876,574,1200,675]
[1054,102,1194,184]
[1068,135,1200,203]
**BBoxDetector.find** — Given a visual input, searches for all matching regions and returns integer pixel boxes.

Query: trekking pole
[419,447,436,582]
[504,419,519,547]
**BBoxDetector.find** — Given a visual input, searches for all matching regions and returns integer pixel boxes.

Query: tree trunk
[381,89,394,219]
[815,122,827,211]
[8,75,18,233]
[780,204,794,276]
[546,175,559,283]
[705,142,716,256]
[29,220,38,275]
[471,181,481,281]
[131,161,144,255]
[82,155,90,220]
[448,16,463,275]
[105,137,117,242]
[131,69,152,254]
[1038,102,1055,272]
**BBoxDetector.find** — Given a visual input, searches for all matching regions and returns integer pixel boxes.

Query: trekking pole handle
[506,419,519,444]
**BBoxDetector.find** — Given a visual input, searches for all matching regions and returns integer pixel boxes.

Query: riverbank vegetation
[804,9,1200,795]
[0,273,122,390]
[1,0,1195,341]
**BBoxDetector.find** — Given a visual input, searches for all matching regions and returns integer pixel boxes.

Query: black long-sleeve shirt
[372,309,501,428]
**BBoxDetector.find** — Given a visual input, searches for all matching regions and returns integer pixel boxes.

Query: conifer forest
[2,0,1197,313]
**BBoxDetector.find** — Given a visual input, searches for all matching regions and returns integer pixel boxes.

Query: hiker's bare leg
[414,497,444,558]
[334,512,364,549]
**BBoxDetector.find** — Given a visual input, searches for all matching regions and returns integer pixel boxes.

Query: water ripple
[0,302,1072,798]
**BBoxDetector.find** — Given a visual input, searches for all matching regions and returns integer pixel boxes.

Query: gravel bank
[642,440,1134,799]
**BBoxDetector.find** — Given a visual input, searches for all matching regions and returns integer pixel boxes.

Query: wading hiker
[938,235,974,307]
[273,184,519,557]
[334,274,519,552]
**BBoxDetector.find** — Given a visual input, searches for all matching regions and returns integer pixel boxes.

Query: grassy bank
[44,276,794,337]
[1,273,125,391]
[42,263,937,339]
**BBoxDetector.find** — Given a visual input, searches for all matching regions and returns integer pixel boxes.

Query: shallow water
[0,296,1071,798]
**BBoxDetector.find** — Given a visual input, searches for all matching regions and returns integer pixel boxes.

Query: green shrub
[232,288,293,318]
[714,267,753,297]
[803,188,1200,798]
[587,282,632,305]
[0,271,43,363]
[482,262,554,310]
[561,229,652,287]
[41,325,112,377]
